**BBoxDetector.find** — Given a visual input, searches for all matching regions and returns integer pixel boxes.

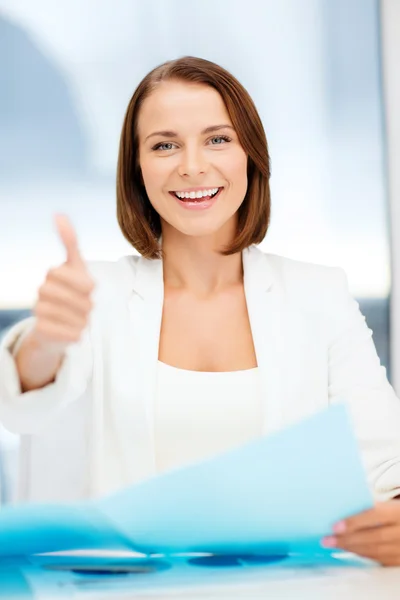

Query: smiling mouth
[170,187,222,202]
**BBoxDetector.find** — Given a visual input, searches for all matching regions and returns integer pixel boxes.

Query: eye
[152,142,177,151]
[209,135,231,145]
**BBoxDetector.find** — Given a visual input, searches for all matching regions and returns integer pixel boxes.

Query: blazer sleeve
[328,268,400,501]
[0,319,93,436]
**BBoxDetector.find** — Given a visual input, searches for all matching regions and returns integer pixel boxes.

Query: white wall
[381,0,400,392]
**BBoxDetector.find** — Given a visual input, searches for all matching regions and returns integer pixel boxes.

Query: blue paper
[0,404,373,559]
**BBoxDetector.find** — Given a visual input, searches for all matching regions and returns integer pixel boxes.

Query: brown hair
[117,56,271,259]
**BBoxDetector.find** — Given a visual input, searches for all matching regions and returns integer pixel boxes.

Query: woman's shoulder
[85,254,145,307]
[267,252,346,283]
[86,254,141,283]
[250,245,346,281]
[249,246,350,307]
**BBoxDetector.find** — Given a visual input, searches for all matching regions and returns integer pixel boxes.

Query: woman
[1,56,400,565]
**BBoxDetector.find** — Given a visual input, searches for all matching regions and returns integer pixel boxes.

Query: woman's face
[138,81,248,240]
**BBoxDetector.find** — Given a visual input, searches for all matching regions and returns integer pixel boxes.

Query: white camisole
[154,361,263,473]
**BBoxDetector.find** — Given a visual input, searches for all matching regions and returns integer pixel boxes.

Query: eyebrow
[144,124,235,143]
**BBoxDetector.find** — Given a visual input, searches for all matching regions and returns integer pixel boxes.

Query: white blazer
[1,246,400,503]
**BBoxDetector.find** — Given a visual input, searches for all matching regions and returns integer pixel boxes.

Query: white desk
[19,552,400,599]
[146,567,400,600]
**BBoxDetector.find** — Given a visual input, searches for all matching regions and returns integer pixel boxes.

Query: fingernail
[333,521,346,534]
[321,536,337,548]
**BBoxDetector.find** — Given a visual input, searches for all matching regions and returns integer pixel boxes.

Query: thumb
[54,214,85,267]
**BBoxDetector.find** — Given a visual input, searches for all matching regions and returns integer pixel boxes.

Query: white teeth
[175,187,220,200]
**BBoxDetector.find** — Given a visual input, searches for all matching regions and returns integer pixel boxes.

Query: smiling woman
[2,55,400,567]
[138,81,249,241]
[116,56,270,258]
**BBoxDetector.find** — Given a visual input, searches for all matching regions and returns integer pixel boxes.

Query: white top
[154,361,262,473]
[1,246,400,503]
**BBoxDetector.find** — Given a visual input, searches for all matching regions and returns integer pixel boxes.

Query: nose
[178,146,208,178]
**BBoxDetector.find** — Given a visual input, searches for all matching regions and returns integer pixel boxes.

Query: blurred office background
[0,0,399,500]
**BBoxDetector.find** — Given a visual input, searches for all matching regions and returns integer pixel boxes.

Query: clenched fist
[31,215,95,352]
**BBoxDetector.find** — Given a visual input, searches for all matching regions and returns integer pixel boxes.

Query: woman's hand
[15,215,95,392]
[322,501,400,566]
[31,214,95,352]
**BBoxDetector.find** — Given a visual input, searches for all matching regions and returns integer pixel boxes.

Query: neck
[161,223,243,296]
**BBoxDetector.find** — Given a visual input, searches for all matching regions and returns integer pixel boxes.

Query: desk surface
[13,551,400,600]
[163,568,400,600]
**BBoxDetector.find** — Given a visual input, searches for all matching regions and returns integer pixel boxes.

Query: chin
[160,211,239,241]
[175,221,231,239]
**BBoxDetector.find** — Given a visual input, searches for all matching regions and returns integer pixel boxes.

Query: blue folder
[0,404,373,559]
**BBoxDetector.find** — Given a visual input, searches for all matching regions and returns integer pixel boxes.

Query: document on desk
[0,403,373,559]
[1,551,375,599]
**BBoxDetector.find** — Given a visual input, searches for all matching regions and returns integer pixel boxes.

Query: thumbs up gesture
[31,215,95,351]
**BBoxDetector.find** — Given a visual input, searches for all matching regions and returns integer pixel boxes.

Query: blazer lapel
[243,246,285,434]
[127,255,164,477]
